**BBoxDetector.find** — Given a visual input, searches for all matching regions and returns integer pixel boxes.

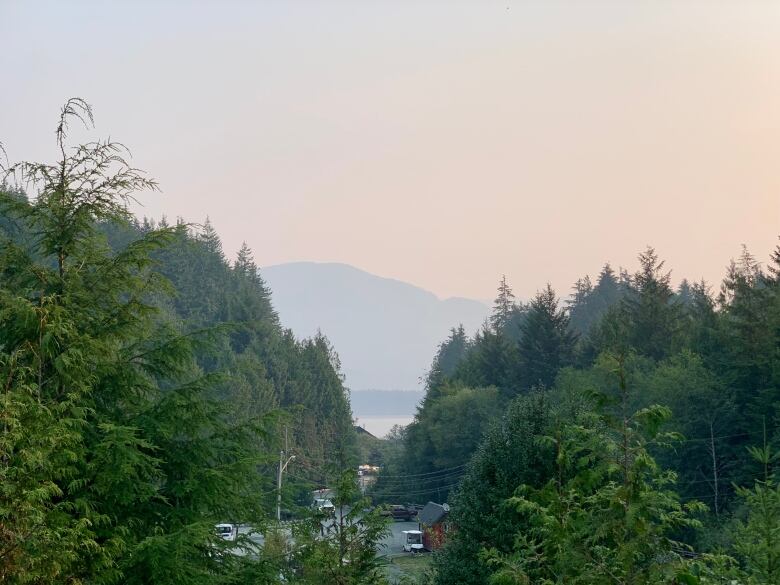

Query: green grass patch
[385,553,433,583]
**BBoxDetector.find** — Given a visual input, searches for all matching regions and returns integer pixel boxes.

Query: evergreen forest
[2,102,779,584]
[373,241,780,584]
[0,101,383,584]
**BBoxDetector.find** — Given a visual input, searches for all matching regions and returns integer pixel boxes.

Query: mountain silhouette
[261,262,489,392]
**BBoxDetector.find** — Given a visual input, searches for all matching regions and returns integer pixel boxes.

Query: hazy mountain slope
[261,262,489,392]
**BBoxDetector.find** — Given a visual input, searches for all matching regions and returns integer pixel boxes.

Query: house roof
[418,501,449,526]
[354,425,377,439]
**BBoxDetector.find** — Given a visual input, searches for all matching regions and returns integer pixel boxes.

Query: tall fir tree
[491,275,516,333]
[425,324,471,398]
[568,263,622,337]
[517,284,577,392]
[595,247,682,360]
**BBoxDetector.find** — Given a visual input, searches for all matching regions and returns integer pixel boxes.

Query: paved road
[232,512,420,558]
[379,519,420,556]
[238,524,266,546]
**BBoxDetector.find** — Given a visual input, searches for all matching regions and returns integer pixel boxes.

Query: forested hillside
[0,102,364,584]
[2,191,356,487]
[102,217,356,475]
[374,244,780,584]
[2,100,779,584]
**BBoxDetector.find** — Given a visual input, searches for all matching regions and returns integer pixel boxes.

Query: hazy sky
[2,1,778,300]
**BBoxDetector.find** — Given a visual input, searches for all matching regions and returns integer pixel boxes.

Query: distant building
[353,425,377,439]
[418,501,451,551]
[357,465,379,493]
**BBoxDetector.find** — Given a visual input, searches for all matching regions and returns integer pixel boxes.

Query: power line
[665,431,763,444]
[645,430,771,446]
[373,470,466,487]
[373,482,464,498]
[680,493,718,502]
[372,464,468,479]
[675,473,748,487]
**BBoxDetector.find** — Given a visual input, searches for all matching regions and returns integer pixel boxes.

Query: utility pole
[708,420,720,518]
[277,426,295,522]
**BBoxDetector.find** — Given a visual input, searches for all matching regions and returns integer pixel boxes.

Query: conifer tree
[767,238,780,285]
[432,391,557,585]
[568,264,622,337]
[680,280,719,361]
[567,275,593,312]
[731,441,780,584]
[491,275,516,333]
[292,470,390,584]
[517,284,576,392]
[677,278,694,306]
[484,355,705,585]
[0,99,273,584]
[715,245,778,439]
[594,248,682,360]
[234,241,258,280]
[200,216,225,259]
[625,246,680,358]
[426,324,471,397]
[457,323,518,398]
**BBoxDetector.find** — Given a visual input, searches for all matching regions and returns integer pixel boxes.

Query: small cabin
[418,501,451,551]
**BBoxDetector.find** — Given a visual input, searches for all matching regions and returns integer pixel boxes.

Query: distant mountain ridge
[261,262,489,392]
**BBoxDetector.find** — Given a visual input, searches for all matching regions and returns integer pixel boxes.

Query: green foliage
[373,384,502,503]
[730,443,780,584]
[425,385,502,468]
[100,214,356,484]
[634,351,738,513]
[424,242,780,583]
[591,247,684,360]
[567,263,623,338]
[491,275,517,332]
[517,284,576,392]
[454,325,518,397]
[425,325,470,396]
[680,444,780,585]
[291,470,391,584]
[483,356,706,585]
[388,280,579,504]
[3,99,780,584]
[0,100,355,584]
[432,391,558,585]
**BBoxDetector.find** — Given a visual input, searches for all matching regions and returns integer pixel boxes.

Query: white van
[215,523,238,542]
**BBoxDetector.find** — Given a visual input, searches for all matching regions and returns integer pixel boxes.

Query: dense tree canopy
[0,100,358,584]
[3,100,779,584]
[373,235,780,585]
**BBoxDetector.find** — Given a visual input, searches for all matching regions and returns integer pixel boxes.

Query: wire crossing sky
[2,1,779,299]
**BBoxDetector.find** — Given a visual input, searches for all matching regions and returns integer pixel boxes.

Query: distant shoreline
[354,415,415,438]
[350,389,424,417]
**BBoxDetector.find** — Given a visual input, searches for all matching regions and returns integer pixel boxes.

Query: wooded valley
[1,101,778,584]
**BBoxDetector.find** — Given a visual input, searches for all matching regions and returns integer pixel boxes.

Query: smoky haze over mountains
[262,262,489,392]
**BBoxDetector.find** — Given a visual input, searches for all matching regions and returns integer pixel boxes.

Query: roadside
[384,553,433,584]
[378,519,433,584]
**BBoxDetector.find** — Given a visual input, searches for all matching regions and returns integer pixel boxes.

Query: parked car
[312,498,335,515]
[215,523,237,542]
[402,529,424,553]
[381,504,416,521]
